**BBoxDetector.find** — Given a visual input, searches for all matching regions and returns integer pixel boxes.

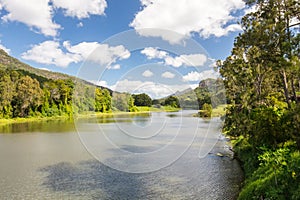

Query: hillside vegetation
[0,50,186,120]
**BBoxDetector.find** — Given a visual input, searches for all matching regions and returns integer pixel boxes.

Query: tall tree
[14,76,43,117]
[0,70,15,117]
[219,0,300,108]
[132,93,152,107]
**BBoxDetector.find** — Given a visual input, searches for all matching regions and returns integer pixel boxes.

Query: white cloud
[142,70,153,77]
[39,67,50,71]
[77,22,83,27]
[21,41,76,67]
[243,4,258,15]
[90,80,109,88]
[130,0,245,43]
[52,0,107,19]
[140,0,152,7]
[164,56,183,67]
[107,64,121,70]
[180,54,207,67]
[111,79,192,99]
[141,47,168,59]
[0,0,107,36]
[0,42,10,54]
[0,0,60,37]
[182,70,218,82]
[83,43,130,65]
[161,71,175,79]
[22,40,130,67]
[93,79,199,99]
[141,47,207,67]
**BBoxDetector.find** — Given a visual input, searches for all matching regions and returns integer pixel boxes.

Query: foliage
[112,93,137,112]
[163,96,180,108]
[172,78,226,109]
[95,88,111,113]
[218,0,300,198]
[132,93,152,107]
[198,103,212,118]
[0,68,115,119]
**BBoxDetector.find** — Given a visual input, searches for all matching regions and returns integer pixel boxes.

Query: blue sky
[0,0,250,98]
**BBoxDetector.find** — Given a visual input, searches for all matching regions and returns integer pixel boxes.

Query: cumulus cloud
[142,70,153,77]
[141,47,168,60]
[130,0,245,43]
[141,47,207,67]
[22,40,130,68]
[90,80,109,88]
[52,0,107,19]
[0,0,107,36]
[161,71,175,79]
[0,0,60,37]
[140,0,152,7]
[21,41,76,67]
[111,79,192,99]
[182,70,218,82]
[63,41,131,65]
[0,42,10,54]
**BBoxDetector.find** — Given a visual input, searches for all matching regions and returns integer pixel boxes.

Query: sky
[0,0,250,99]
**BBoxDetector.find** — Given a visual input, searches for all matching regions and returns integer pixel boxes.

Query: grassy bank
[0,106,181,127]
[0,115,70,126]
[135,106,181,112]
[195,104,227,118]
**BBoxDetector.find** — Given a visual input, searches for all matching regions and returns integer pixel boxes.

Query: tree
[14,76,44,117]
[220,0,300,108]
[95,88,112,112]
[218,0,300,143]
[164,96,180,108]
[112,93,135,112]
[132,93,152,107]
[0,70,15,118]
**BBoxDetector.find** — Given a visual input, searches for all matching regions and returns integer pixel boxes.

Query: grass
[194,104,227,118]
[211,104,227,117]
[0,106,181,127]
[135,106,181,112]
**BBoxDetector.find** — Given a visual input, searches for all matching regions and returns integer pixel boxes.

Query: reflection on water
[0,111,243,199]
[0,119,76,134]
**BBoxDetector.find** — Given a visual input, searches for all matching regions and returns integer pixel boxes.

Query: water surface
[0,111,243,199]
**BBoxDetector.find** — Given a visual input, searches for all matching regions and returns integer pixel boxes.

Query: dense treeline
[0,68,113,118]
[0,67,184,119]
[218,0,300,199]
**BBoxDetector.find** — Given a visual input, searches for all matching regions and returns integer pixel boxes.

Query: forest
[0,66,186,119]
[218,0,300,199]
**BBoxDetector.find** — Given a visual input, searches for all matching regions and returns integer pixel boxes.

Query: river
[0,111,243,199]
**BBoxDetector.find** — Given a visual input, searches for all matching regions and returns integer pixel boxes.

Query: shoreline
[0,107,182,127]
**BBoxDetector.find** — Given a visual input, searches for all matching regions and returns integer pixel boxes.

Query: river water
[0,111,243,199]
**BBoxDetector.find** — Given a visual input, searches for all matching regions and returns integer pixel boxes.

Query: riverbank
[0,106,181,127]
[208,134,244,199]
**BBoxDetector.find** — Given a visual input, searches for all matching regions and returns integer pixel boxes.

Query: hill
[0,49,113,118]
[157,78,226,109]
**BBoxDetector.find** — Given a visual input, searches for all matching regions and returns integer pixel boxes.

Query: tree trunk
[281,69,291,107]
[291,76,298,103]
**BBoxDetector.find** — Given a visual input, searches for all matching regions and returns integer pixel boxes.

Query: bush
[199,103,212,117]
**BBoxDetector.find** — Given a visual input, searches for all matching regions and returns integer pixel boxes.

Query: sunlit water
[0,111,243,199]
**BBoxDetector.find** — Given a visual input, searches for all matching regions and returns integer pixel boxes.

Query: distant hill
[0,48,116,118]
[157,78,226,109]
[0,49,72,81]
[0,49,111,91]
